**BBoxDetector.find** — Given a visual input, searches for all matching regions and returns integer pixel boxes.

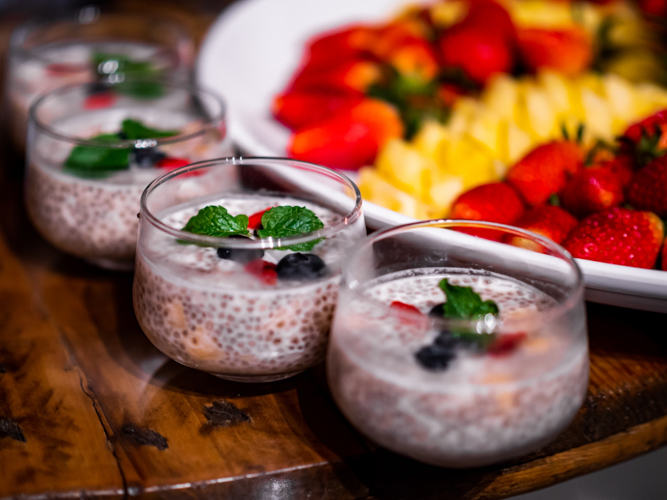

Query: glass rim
[29,81,226,148]
[139,157,364,250]
[342,219,585,330]
[10,10,192,64]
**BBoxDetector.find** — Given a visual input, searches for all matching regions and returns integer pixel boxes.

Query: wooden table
[1,2,667,498]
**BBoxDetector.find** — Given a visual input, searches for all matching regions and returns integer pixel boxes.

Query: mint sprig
[440,279,499,320]
[121,119,178,140]
[93,53,164,98]
[256,206,324,251]
[181,206,249,239]
[64,133,130,177]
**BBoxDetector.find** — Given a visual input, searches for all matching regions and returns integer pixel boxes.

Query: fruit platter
[197,0,667,311]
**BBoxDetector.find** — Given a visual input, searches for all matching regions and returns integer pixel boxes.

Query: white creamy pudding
[25,86,228,269]
[134,193,366,382]
[328,269,589,468]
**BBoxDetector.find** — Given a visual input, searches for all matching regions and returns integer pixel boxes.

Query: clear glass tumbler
[328,220,588,467]
[26,81,228,270]
[133,158,366,383]
[7,7,194,149]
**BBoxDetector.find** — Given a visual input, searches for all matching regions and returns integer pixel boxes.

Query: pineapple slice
[445,135,499,189]
[412,121,450,163]
[375,138,439,200]
[467,109,504,158]
[522,82,558,140]
[358,167,433,219]
[449,97,482,135]
[580,88,614,141]
[602,73,640,133]
[483,74,520,122]
[538,70,583,120]
[426,175,465,217]
[504,122,534,164]
[508,0,575,29]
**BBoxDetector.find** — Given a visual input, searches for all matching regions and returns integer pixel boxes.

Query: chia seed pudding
[133,159,365,382]
[25,83,228,270]
[327,221,588,467]
[7,12,193,149]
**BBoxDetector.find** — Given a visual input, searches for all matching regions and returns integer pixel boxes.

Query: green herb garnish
[181,206,249,239]
[64,133,130,177]
[439,279,499,350]
[256,206,324,251]
[92,52,164,98]
[121,119,178,140]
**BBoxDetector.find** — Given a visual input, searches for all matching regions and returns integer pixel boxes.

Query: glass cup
[6,7,194,149]
[133,158,366,383]
[327,220,588,468]
[25,81,229,270]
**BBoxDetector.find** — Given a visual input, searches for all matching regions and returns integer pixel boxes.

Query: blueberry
[217,235,264,264]
[433,330,459,350]
[415,343,455,371]
[276,253,327,281]
[133,147,166,168]
[428,303,445,318]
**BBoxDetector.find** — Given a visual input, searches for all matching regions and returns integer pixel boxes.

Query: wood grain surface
[1,1,667,499]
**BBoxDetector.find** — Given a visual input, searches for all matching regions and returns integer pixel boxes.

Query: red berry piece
[248,207,273,230]
[45,62,88,76]
[507,204,578,250]
[626,155,667,218]
[390,301,427,327]
[487,332,527,357]
[244,259,277,285]
[156,157,202,177]
[560,165,624,217]
[83,92,117,110]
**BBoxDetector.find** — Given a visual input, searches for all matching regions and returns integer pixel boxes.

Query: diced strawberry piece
[83,92,117,110]
[45,62,88,76]
[390,301,426,327]
[271,90,364,131]
[244,259,277,285]
[488,332,526,357]
[517,27,592,77]
[288,98,403,170]
[248,207,272,230]
[156,157,202,178]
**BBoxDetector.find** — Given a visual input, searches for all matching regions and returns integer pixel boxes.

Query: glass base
[85,257,135,271]
[212,370,305,383]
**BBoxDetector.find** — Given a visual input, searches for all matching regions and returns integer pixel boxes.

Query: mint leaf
[256,206,324,251]
[181,206,249,238]
[64,133,129,177]
[92,53,164,98]
[121,119,179,140]
[439,279,499,320]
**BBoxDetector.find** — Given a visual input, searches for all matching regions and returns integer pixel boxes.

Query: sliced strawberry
[564,207,664,269]
[451,182,525,241]
[439,27,513,85]
[156,157,202,177]
[83,92,117,110]
[488,332,526,357]
[288,59,382,94]
[506,141,583,207]
[390,301,426,327]
[507,205,578,250]
[248,207,272,230]
[288,98,403,170]
[271,90,364,131]
[560,165,625,217]
[517,26,592,77]
[244,259,277,285]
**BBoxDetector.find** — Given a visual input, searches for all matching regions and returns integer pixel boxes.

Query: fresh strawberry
[638,0,667,17]
[621,109,667,166]
[439,27,513,85]
[271,90,364,131]
[662,237,667,271]
[462,0,516,42]
[248,207,272,230]
[506,205,578,250]
[288,98,403,170]
[487,332,526,357]
[626,155,667,218]
[561,165,625,217]
[372,19,430,60]
[506,141,583,207]
[517,26,592,77]
[244,259,277,285]
[599,155,634,188]
[83,91,117,110]
[287,59,382,94]
[451,182,525,240]
[563,207,664,269]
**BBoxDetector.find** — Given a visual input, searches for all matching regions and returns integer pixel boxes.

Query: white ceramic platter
[197,0,667,313]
